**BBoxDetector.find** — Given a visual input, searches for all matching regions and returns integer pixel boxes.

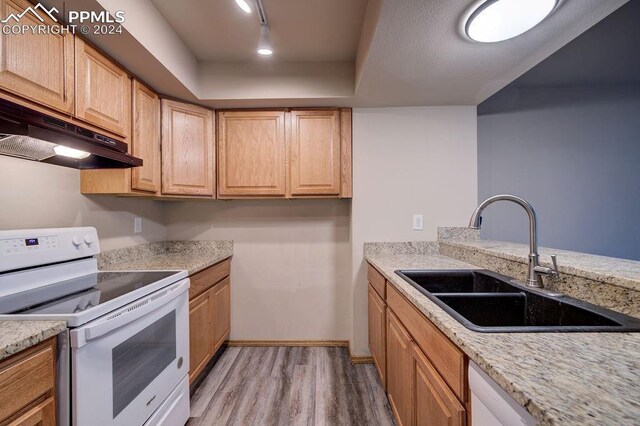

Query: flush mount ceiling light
[234,0,251,14]
[53,145,90,159]
[465,0,558,43]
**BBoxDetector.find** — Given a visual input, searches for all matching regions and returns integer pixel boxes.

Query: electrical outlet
[134,217,142,234]
[413,214,424,230]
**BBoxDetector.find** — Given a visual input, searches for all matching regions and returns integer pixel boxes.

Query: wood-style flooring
[188,346,395,426]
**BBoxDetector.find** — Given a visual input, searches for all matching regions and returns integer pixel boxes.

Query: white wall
[164,199,351,341]
[0,106,477,351]
[0,156,166,250]
[350,106,478,354]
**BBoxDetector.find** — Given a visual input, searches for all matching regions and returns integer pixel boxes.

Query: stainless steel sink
[396,269,640,332]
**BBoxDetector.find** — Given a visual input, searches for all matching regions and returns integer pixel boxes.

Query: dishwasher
[469,362,536,426]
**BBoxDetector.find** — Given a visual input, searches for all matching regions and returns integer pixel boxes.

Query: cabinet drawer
[6,396,55,426]
[367,264,386,299]
[0,340,55,422]
[386,282,467,402]
[189,258,231,299]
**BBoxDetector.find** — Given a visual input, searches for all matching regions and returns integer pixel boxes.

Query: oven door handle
[71,279,189,348]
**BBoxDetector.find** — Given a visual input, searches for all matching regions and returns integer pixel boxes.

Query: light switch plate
[134,217,142,234]
[413,214,424,230]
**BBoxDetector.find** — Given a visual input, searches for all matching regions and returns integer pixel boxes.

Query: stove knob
[71,237,83,248]
[83,235,95,245]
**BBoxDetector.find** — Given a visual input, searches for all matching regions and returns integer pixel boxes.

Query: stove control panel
[1,236,60,255]
[0,227,100,273]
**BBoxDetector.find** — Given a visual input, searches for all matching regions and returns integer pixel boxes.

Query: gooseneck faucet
[469,194,558,288]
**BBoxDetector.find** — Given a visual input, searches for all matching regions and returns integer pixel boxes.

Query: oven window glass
[112,311,176,418]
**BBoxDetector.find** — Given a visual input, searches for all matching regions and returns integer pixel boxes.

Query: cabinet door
[7,397,55,426]
[161,99,215,196]
[131,80,160,193]
[75,38,131,137]
[0,0,74,114]
[368,284,386,387]
[211,277,230,352]
[412,344,466,426]
[386,309,413,426]
[289,109,341,196]
[217,110,286,197]
[189,290,213,383]
[0,340,55,423]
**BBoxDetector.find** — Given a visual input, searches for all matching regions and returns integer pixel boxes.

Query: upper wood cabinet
[290,109,341,196]
[131,80,161,193]
[0,0,74,114]
[80,79,160,196]
[217,108,352,199]
[161,99,215,196]
[75,37,131,137]
[217,110,287,197]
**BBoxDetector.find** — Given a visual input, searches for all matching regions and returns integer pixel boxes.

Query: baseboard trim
[227,340,374,364]
[348,343,374,364]
[350,356,374,364]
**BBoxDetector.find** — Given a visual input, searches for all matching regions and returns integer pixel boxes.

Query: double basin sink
[396,269,640,332]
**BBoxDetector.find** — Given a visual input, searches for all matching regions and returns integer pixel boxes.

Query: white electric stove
[0,227,191,426]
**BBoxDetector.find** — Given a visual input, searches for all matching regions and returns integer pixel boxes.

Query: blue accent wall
[477,2,640,260]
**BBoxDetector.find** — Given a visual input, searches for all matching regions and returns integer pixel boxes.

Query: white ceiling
[151,0,368,62]
[353,0,630,106]
[47,0,629,107]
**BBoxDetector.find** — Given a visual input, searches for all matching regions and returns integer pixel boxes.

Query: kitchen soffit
[49,0,629,107]
[150,0,368,62]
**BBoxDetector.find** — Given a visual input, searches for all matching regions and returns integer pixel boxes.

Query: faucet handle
[550,255,559,274]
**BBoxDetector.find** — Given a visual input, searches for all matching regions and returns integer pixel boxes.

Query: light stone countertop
[98,241,233,275]
[441,239,640,292]
[365,252,640,426]
[0,320,66,361]
[0,241,232,362]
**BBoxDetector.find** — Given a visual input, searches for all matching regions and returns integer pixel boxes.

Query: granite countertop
[98,241,233,275]
[441,239,640,292]
[0,321,66,361]
[365,252,640,426]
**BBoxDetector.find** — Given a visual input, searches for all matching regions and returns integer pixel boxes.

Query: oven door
[69,278,189,426]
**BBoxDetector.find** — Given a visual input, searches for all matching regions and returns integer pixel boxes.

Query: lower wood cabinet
[386,309,413,426]
[412,343,466,426]
[368,283,386,387]
[368,263,469,426]
[0,338,57,425]
[211,278,231,350]
[188,259,231,384]
[189,289,214,383]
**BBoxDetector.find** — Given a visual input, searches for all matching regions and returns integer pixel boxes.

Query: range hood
[0,99,142,169]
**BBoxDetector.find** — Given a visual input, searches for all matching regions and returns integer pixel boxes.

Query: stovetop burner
[0,270,179,315]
